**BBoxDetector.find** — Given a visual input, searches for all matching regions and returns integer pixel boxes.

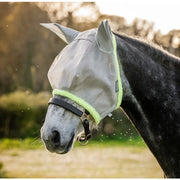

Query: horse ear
[40,23,79,44]
[96,20,114,52]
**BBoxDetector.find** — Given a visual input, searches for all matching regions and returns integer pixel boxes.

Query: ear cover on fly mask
[40,23,79,44]
[41,20,123,125]
[96,20,114,53]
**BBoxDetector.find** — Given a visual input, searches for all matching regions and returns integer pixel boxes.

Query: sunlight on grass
[0,138,44,151]
[0,139,162,178]
[0,138,163,178]
[0,137,145,151]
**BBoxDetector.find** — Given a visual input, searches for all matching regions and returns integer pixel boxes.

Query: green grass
[0,161,6,178]
[0,137,146,151]
[0,138,43,151]
[0,140,162,178]
[75,136,146,148]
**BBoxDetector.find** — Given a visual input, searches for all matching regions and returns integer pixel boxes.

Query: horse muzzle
[41,127,75,154]
[48,97,92,144]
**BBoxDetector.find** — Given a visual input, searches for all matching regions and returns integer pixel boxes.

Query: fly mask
[40,20,123,142]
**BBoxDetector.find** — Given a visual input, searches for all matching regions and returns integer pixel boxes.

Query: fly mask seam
[112,34,123,109]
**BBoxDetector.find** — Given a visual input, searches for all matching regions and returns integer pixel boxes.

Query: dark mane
[114,32,180,67]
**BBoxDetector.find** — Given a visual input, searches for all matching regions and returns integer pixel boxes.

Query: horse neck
[115,33,180,177]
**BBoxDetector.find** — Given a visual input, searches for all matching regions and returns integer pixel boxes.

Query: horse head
[40,19,180,177]
[40,20,122,154]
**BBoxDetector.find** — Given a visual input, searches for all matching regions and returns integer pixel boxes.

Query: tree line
[0,2,179,138]
[0,2,179,95]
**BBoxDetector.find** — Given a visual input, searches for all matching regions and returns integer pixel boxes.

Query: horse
[40,20,180,178]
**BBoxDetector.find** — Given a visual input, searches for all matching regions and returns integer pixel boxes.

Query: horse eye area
[52,130,60,147]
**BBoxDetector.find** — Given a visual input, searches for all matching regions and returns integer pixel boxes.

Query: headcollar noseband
[48,97,91,145]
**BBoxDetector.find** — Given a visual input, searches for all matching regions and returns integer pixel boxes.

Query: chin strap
[48,97,91,145]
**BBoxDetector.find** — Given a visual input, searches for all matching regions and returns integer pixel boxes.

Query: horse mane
[114,32,180,68]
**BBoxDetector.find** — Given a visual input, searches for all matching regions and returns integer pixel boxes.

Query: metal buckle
[80,110,89,122]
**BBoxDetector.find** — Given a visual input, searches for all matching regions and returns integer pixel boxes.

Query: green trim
[112,34,123,109]
[53,89,101,124]
[51,34,122,125]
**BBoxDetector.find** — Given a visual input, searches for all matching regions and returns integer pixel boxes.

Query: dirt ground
[0,145,164,178]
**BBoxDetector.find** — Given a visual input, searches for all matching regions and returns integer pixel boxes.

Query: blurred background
[0,1,179,178]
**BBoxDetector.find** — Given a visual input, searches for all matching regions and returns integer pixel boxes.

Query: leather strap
[48,97,83,117]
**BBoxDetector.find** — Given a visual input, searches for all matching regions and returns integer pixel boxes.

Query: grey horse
[40,20,180,178]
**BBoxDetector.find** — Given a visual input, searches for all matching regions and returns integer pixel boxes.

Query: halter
[48,97,91,145]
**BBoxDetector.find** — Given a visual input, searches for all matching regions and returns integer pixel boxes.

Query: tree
[0,2,61,93]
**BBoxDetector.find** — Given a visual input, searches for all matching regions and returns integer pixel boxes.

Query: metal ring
[77,134,89,146]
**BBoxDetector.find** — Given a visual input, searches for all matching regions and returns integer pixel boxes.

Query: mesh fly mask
[41,20,123,143]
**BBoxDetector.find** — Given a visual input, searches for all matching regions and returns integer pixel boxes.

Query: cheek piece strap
[48,97,91,144]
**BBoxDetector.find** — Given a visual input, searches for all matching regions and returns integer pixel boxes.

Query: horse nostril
[52,130,60,147]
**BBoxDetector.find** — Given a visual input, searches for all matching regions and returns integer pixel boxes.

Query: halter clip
[78,110,91,145]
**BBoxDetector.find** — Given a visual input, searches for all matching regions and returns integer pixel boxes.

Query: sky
[95,0,180,34]
[5,0,180,34]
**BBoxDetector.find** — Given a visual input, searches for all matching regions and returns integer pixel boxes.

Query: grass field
[0,138,164,178]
